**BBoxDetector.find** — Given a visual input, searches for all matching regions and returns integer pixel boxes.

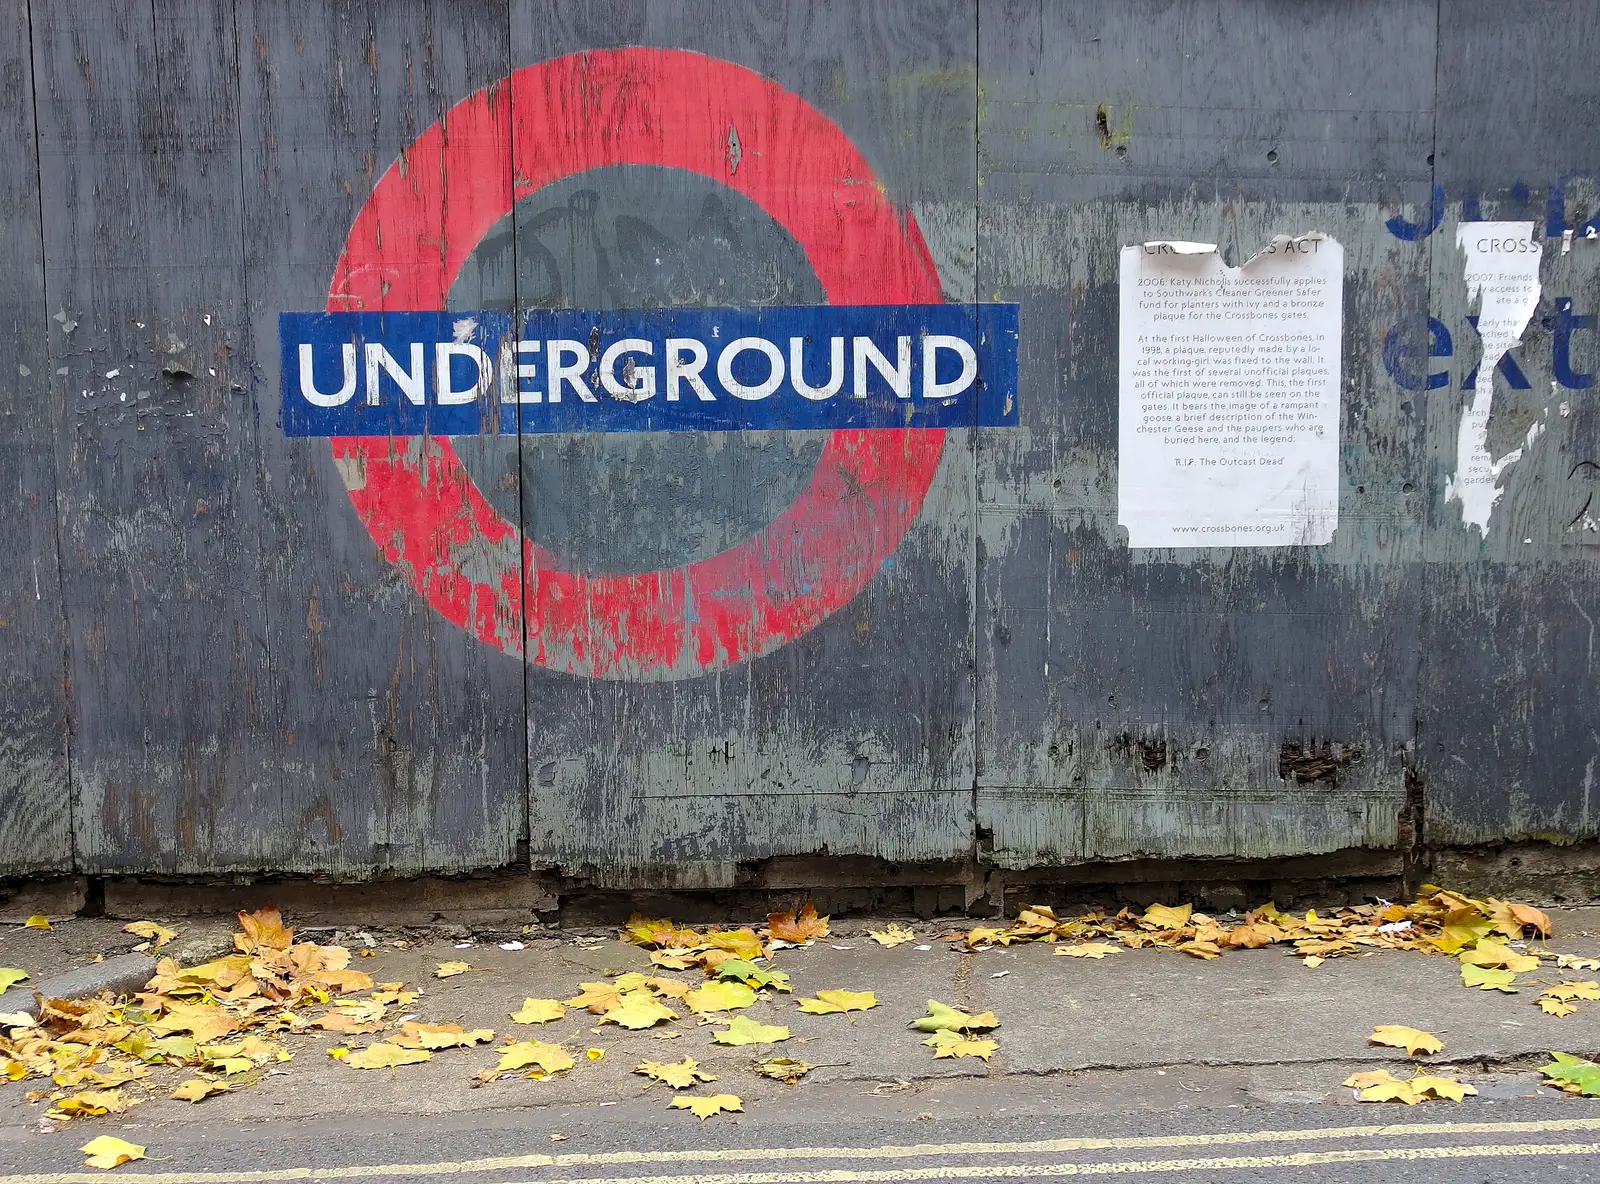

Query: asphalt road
[3,1083,1598,1184]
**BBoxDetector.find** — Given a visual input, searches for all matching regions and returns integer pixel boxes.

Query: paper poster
[1445,222,1543,534]
[1118,235,1343,548]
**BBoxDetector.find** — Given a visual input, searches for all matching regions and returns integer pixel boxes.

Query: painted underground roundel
[284,49,1018,681]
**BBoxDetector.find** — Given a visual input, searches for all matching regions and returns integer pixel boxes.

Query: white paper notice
[1445,222,1542,535]
[1118,235,1343,548]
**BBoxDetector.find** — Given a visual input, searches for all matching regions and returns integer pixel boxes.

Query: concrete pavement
[1,912,1598,1180]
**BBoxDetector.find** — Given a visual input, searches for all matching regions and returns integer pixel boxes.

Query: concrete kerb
[0,952,158,1022]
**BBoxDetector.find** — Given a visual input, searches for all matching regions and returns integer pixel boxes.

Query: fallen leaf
[1141,903,1192,930]
[123,921,178,948]
[389,1022,495,1049]
[1369,1025,1444,1057]
[929,1032,999,1060]
[147,1001,240,1043]
[712,1015,791,1045]
[910,1000,999,1033]
[870,924,915,947]
[645,975,695,999]
[510,999,565,1024]
[80,1135,145,1170]
[623,915,703,950]
[343,1043,432,1069]
[170,1079,230,1102]
[23,915,51,931]
[701,929,767,961]
[1461,964,1518,993]
[1411,1074,1477,1102]
[767,902,829,943]
[669,1093,743,1119]
[796,989,878,1015]
[712,960,790,992]
[234,905,293,953]
[585,1047,604,1061]
[498,1040,575,1074]
[49,1089,130,1118]
[635,1056,716,1089]
[1507,902,1553,937]
[1054,943,1121,959]
[0,967,28,995]
[754,1056,817,1082]
[1541,1052,1600,1096]
[1539,998,1577,1017]
[684,981,756,1014]
[601,993,678,1030]
[1541,981,1600,1002]
[1302,956,1325,968]
[434,961,471,979]
[567,982,623,1013]
[1556,954,1600,972]
[1343,1069,1422,1105]
[1459,939,1540,974]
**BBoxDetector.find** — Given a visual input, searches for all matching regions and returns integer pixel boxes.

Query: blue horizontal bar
[279,304,1018,436]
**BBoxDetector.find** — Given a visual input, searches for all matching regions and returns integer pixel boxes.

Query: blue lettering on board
[280,305,1019,436]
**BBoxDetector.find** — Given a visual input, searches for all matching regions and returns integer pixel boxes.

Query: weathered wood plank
[33,0,277,872]
[511,0,979,885]
[973,0,1435,864]
[0,2,71,872]
[236,0,525,873]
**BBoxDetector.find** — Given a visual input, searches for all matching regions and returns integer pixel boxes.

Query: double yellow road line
[11,1117,1600,1183]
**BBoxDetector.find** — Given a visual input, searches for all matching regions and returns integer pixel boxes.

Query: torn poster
[1118,234,1343,548]
[1445,222,1543,535]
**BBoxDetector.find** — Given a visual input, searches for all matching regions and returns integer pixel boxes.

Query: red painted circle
[327,49,945,678]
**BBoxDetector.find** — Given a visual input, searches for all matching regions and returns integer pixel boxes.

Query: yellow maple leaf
[1302,955,1326,968]
[497,1040,574,1074]
[1054,943,1121,959]
[1342,1069,1420,1104]
[701,929,766,961]
[567,982,623,1013]
[645,976,692,999]
[148,1001,240,1044]
[684,981,756,1014]
[0,967,28,992]
[1459,939,1540,974]
[796,989,878,1015]
[234,905,293,953]
[623,915,702,949]
[870,924,916,947]
[433,961,471,979]
[1369,1025,1444,1057]
[767,902,829,943]
[712,1015,791,1045]
[1141,903,1193,930]
[342,1043,432,1069]
[170,1079,230,1102]
[1542,981,1600,1002]
[612,972,651,992]
[511,998,566,1024]
[23,915,51,930]
[1461,963,1518,992]
[601,992,678,1030]
[389,1021,494,1049]
[49,1089,129,1118]
[1177,940,1223,960]
[80,1135,146,1170]
[122,920,178,948]
[931,1035,999,1061]
[910,1000,999,1033]
[635,1056,716,1089]
[754,1056,816,1082]
[1539,997,1577,1017]
[1411,1074,1477,1102]
[669,1093,743,1119]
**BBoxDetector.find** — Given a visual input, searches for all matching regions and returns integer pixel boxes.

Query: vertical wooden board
[1420,0,1600,843]
[32,1,280,872]
[0,3,70,873]
[237,0,526,872]
[510,0,979,884]
[974,0,1436,864]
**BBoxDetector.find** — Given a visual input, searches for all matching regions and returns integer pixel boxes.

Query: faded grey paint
[0,0,1595,885]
